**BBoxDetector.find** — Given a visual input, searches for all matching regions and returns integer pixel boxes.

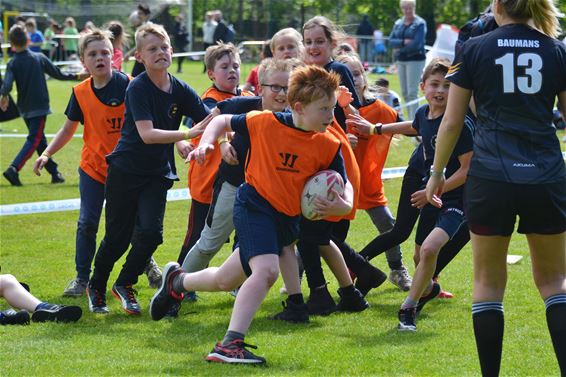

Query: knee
[77,221,98,238]
[419,244,439,263]
[533,271,565,296]
[0,274,18,291]
[132,229,163,249]
[249,265,279,288]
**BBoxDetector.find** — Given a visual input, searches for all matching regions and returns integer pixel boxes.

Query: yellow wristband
[41,151,52,158]
[369,124,375,135]
[217,136,229,145]
[184,130,191,140]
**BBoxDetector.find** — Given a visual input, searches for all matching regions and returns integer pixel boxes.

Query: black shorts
[465,175,566,236]
[299,218,350,245]
[415,203,466,246]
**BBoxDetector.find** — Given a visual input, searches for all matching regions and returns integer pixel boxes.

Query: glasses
[261,84,288,94]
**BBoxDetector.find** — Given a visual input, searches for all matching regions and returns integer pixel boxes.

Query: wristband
[375,124,383,135]
[41,151,52,158]
[429,167,445,177]
[369,124,375,135]
[217,136,229,145]
[183,130,191,140]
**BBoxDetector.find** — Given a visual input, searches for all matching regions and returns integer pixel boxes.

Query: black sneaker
[3,166,22,186]
[86,286,110,314]
[306,284,337,316]
[270,299,309,323]
[416,282,441,314]
[149,262,185,321]
[51,172,65,184]
[164,301,181,318]
[112,284,141,315]
[206,339,266,364]
[32,304,82,323]
[398,307,417,332]
[0,308,30,325]
[336,287,369,312]
[355,263,387,297]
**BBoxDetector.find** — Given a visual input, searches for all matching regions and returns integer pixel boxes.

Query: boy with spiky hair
[150,65,353,364]
[85,23,211,315]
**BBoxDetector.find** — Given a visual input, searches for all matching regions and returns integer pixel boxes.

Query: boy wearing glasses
[176,42,253,269]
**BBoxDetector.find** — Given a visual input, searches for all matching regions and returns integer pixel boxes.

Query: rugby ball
[301,170,345,220]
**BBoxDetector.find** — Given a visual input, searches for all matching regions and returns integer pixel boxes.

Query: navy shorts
[415,203,466,246]
[299,218,350,245]
[465,175,566,236]
[233,183,299,276]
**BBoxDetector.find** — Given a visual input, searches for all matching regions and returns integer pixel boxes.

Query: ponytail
[500,0,561,38]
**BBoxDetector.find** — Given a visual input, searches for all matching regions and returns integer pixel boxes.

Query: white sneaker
[389,267,412,291]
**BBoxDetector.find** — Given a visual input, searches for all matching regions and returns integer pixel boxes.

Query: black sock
[288,293,304,305]
[222,330,245,345]
[388,260,402,270]
[172,272,186,294]
[545,294,566,375]
[472,302,504,377]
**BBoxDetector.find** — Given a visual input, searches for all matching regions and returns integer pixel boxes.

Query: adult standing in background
[201,11,217,73]
[212,10,234,44]
[128,3,152,77]
[173,14,189,74]
[388,0,426,120]
[356,15,374,63]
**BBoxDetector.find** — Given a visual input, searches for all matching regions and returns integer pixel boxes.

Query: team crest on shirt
[168,104,179,118]
[430,135,437,151]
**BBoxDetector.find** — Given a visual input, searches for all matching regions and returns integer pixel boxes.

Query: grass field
[0,60,564,376]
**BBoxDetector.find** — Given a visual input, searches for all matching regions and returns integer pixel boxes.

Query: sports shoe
[398,307,417,332]
[270,299,309,323]
[183,291,198,302]
[164,301,181,318]
[51,172,65,184]
[63,278,88,297]
[389,266,413,291]
[32,304,82,323]
[149,262,185,321]
[3,166,22,186]
[206,339,266,364]
[112,284,141,315]
[336,287,369,312]
[416,282,441,314]
[86,286,109,314]
[433,277,454,299]
[306,284,336,316]
[0,308,30,325]
[144,257,162,289]
[355,263,387,297]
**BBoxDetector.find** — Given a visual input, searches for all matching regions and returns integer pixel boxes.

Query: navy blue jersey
[324,60,361,131]
[230,111,347,184]
[407,142,426,176]
[217,96,263,186]
[412,104,474,202]
[65,71,130,124]
[447,24,566,184]
[107,72,210,179]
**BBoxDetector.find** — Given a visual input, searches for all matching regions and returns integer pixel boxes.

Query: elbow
[138,132,154,144]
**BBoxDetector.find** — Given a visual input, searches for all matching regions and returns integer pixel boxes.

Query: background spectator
[356,14,373,63]
[63,17,79,60]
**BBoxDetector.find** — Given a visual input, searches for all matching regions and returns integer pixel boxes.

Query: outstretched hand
[32,156,49,176]
[346,113,373,135]
[186,143,215,165]
[336,85,353,108]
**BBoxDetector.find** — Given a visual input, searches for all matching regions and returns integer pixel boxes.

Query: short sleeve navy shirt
[447,24,566,184]
[107,72,210,179]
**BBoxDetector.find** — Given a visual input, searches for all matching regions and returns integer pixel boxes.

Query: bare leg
[0,274,41,312]
[471,234,510,303]
[227,253,279,334]
[528,233,566,299]
[279,245,301,295]
[181,248,247,292]
[319,241,353,288]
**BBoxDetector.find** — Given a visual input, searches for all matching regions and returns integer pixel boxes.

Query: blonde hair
[288,65,340,107]
[498,0,561,38]
[270,28,304,54]
[400,0,416,8]
[258,58,303,84]
[78,29,114,58]
[303,16,345,46]
[204,42,240,71]
[135,23,170,50]
[65,17,76,28]
[335,53,370,100]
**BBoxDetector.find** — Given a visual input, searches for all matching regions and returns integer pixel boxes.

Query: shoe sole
[397,323,417,332]
[206,353,265,364]
[111,288,141,315]
[32,306,82,323]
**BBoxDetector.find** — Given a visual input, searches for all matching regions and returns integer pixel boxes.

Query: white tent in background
[425,23,460,65]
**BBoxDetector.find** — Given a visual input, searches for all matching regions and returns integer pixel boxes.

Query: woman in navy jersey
[426,1,566,375]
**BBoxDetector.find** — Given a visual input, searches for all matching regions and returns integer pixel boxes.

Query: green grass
[0,60,564,376]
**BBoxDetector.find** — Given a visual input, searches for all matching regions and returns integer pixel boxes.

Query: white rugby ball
[301,170,345,220]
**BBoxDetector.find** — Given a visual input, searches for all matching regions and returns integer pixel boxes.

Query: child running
[85,23,211,315]
[349,58,474,331]
[0,24,85,186]
[150,65,353,364]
